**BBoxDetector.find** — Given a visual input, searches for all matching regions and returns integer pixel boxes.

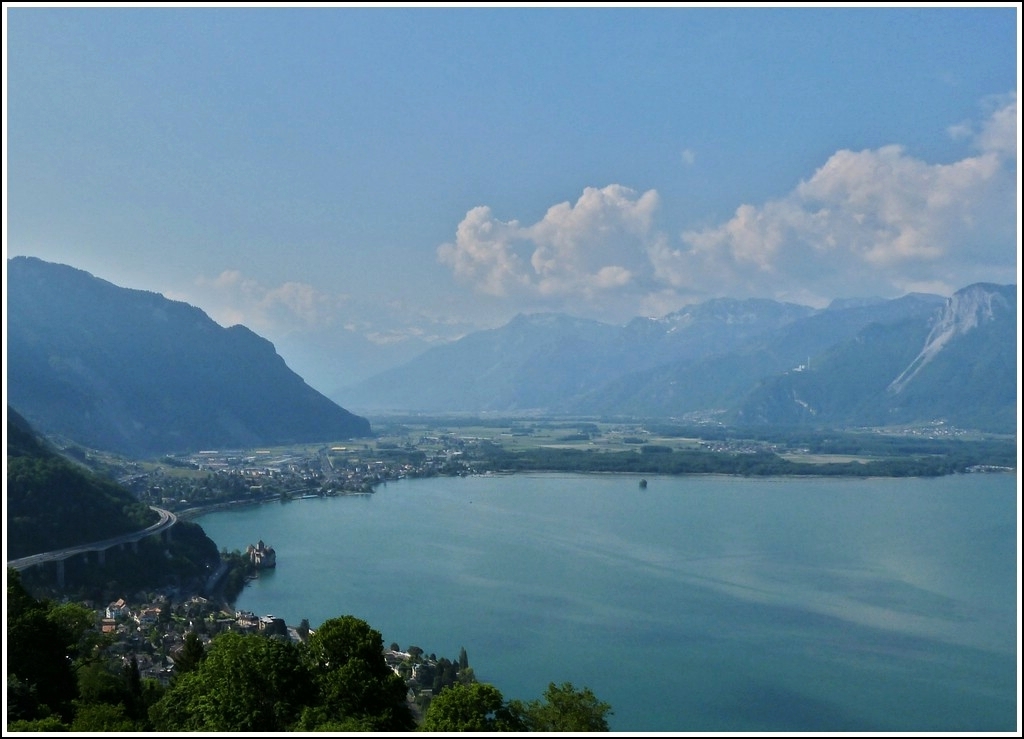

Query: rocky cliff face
[733,282,1017,432]
[888,283,1014,394]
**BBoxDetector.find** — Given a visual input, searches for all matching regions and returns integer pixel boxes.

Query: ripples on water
[196,472,1018,732]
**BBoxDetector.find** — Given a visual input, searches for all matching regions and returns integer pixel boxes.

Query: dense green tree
[305,615,390,671]
[432,657,456,694]
[6,714,70,732]
[294,706,381,732]
[304,615,415,731]
[149,631,312,731]
[137,676,166,723]
[174,631,206,675]
[509,681,613,731]
[419,682,524,732]
[77,661,131,709]
[121,654,148,722]
[147,672,197,731]
[301,658,413,731]
[6,568,93,723]
[70,701,136,731]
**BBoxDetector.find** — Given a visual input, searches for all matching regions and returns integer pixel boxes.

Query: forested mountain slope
[6,406,156,559]
[7,257,371,457]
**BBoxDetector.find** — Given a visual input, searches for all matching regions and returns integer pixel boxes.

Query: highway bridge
[6,506,178,586]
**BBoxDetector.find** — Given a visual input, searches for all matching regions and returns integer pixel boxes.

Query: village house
[105,598,128,619]
[135,606,162,627]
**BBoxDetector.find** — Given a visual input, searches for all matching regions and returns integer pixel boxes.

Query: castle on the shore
[247,539,276,569]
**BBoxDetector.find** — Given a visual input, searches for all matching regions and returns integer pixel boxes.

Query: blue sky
[4,4,1020,394]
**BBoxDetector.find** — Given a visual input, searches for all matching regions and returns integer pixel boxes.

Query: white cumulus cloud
[673,94,1017,303]
[437,94,1016,318]
[438,184,663,311]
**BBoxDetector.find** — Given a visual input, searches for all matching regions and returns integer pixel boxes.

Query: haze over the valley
[4,6,1019,394]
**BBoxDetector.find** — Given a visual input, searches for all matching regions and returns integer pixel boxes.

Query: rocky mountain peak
[888,283,1014,394]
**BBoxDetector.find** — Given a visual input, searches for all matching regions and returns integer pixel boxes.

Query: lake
[195,472,1019,732]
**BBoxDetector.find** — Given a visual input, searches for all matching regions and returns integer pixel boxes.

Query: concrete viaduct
[6,506,178,588]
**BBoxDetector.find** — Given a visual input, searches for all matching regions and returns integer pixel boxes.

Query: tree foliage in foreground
[420,682,522,732]
[511,681,614,731]
[420,680,612,732]
[150,630,313,731]
[6,569,95,728]
[300,615,415,731]
[150,616,415,732]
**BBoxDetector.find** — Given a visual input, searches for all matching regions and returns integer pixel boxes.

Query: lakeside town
[30,519,471,718]
[118,417,990,515]
[125,432,489,513]
[70,576,469,717]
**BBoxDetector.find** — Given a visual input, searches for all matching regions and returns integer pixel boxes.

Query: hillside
[7,406,224,600]
[5,406,157,559]
[7,257,372,457]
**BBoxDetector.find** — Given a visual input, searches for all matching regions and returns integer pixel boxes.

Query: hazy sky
[4,4,1020,393]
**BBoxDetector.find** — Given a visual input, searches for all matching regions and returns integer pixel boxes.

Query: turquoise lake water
[194,472,1019,732]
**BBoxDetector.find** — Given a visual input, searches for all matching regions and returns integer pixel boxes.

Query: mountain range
[7,256,371,457]
[342,283,1017,434]
[6,257,1017,454]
